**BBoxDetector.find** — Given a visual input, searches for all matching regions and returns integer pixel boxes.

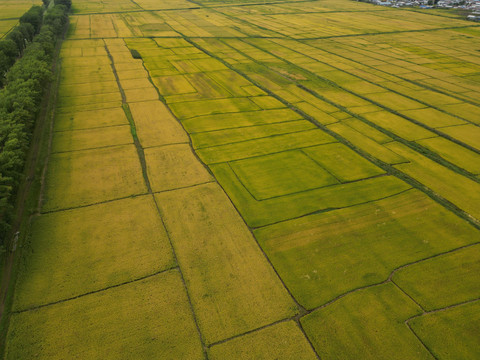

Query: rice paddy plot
[0,0,37,20]
[186,58,229,73]
[254,190,479,308]
[197,129,335,164]
[5,271,203,360]
[51,125,133,153]
[328,122,404,164]
[341,118,393,144]
[205,70,257,97]
[400,107,466,128]
[58,81,119,98]
[182,108,303,133]
[303,142,385,182]
[306,88,372,109]
[117,69,150,81]
[54,107,129,132]
[212,163,410,227]
[440,103,480,125]
[0,19,17,38]
[169,97,260,119]
[301,283,432,360]
[156,183,297,344]
[393,244,480,311]
[294,102,339,126]
[60,69,117,86]
[112,58,145,72]
[120,78,154,90]
[13,196,175,310]
[55,100,124,114]
[124,87,159,103]
[408,301,480,360]
[416,137,480,175]
[128,100,189,148]
[61,55,111,68]
[144,144,213,192]
[56,92,122,109]
[71,0,140,13]
[152,74,197,95]
[43,144,147,211]
[439,124,480,151]
[163,72,233,102]
[250,96,287,110]
[191,120,316,149]
[230,150,339,200]
[208,321,317,360]
[387,142,480,220]
[361,111,435,141]
[365,91,426,112]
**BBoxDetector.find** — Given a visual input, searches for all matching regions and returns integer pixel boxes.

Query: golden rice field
[0,0,38,38]
[4,0,480,358]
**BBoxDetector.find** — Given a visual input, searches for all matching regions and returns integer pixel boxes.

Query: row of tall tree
[0,1,70,245]
[0,6,43,88]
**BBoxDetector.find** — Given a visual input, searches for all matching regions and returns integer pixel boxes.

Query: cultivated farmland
[0,0,37,37]
[3,0,480,359]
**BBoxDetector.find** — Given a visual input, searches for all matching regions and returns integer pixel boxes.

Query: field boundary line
[50,140,134,154]
[187,37,480,231]
[193,128,325,150]
[272,37,480,115]
[390,279,426,312]
[207,317,292,348]
[53,122,130,133]
[186,0,292,39]
[404,297,480,360]
[107,39,210,358]
[405,297,480,323]
[130,35,321,359]
[251,187,414,229]
[204,141,338,166]
[299,38,480,107]
[189,118,307,134]
[405,320,439,360]
[12,266,180,314]
[301,241,480,315]
[142,141,190,149]
[299,24,480,40]
[239,38,480,176]
[151,180,216,195]
[40,193,149,215]
[226,160,392,203]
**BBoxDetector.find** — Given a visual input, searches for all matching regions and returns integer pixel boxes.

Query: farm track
[2,0,480,358]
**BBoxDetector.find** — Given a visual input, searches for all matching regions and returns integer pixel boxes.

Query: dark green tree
[18,23,36,43]
[0,40,19,63]
[55,0,71,9]
[6,30,26,55]
[20,6,43,33]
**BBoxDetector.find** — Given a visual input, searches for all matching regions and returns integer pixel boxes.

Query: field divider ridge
[186,37,480,230]
[123,37,324,356]
[298,38,480,107]
[104,39,209,358]
[11,266,179,315]
[238,37,480,167]
[301,241,480,317]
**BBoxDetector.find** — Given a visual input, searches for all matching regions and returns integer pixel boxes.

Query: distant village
[368,0,480,21]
